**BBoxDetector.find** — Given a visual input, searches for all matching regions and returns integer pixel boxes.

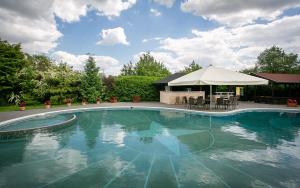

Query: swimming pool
[0,108,300,187]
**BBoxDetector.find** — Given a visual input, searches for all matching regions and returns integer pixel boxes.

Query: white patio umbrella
[168,66,268,109]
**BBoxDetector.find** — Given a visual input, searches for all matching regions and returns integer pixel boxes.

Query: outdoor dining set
[175,96,239,110]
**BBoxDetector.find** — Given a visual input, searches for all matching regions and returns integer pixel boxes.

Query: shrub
[111,76,161,102]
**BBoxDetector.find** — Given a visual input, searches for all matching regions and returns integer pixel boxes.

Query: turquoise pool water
[0,109,300,187]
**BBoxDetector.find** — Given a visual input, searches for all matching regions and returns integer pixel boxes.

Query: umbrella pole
[210,85,212,110]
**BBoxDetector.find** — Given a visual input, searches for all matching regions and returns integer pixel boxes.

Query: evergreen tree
[80,56,104,102]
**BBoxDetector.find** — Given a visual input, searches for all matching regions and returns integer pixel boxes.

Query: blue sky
[1,0,300,75]
[55,0,217,63]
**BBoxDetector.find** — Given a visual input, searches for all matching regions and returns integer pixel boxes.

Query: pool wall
[0,114,77,140]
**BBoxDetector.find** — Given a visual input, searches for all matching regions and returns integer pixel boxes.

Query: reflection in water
[0,109,299,188]
[221,125,258,142]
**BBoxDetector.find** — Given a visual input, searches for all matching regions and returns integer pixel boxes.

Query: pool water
[0,109,300,187]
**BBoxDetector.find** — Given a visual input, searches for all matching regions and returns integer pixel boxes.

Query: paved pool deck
[0,101,299,122]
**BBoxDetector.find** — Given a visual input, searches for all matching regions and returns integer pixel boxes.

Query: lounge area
[156,66,268,110]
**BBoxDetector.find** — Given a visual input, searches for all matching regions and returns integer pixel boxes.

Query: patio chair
[215,97,224,109]
[188,97,196,109]
[234,96,239,109]
[196,96,205,109]
[226,96,235,109]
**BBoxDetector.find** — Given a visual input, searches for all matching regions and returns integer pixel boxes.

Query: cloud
[51,51,122,75]
[150,8,162,16]
[89,0,136,19]
[181,0,300,26]
[53,0,87,23]
[97,27,129,46]
[0,0,62,53]
[142,37,162,43]
[137,15,300,72]
[0,0,136,53]
[153,0,175,8]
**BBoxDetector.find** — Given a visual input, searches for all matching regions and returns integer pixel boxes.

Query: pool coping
[0,106,299,127]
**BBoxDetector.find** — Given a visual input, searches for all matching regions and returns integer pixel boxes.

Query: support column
[210,85,212,110]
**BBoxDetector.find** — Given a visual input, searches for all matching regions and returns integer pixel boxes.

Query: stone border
[0,106,299,128]
[0,114,76,140]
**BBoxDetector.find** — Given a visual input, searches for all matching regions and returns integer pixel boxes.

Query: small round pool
[0,108,300,187]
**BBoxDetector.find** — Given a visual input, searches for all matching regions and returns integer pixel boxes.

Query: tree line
[0,39,299,106]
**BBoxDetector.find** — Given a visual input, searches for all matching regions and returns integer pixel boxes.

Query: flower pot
[132,96,141,103]
[110,97,117,103]
[82,102,86,105]
[19,106,26,111]
[67,103,72,107]
[45,104,51,109]
[96,101,100,104]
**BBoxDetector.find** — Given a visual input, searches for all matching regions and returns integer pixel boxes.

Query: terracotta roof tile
[254,73,300,83]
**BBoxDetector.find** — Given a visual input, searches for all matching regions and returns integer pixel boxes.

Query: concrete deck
[0,101,299,122]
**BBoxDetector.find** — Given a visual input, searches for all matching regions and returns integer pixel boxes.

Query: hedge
[111,76,161,102]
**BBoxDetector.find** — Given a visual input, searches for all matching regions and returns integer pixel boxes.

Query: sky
[1,0,300,75]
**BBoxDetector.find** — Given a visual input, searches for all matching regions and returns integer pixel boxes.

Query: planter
[287,99,297,107]
[96,101,101,105]
[45,104,51,109]
[19,106,26,111]
[132,96,141,103]
[66,103,72,107]
[82,102,86,105]
[110,97,117,103]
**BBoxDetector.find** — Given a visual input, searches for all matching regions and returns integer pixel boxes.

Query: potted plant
[110,96,117,103]
[44,100,51,109]
[82,98,87,105]
[96,97,101,104]
[19,101,26,111]
[64,98,72,107]
[132,96,141,103]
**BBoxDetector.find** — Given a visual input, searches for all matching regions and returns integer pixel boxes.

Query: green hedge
[112,76,161,102]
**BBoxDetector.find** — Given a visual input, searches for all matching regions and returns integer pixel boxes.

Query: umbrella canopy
[168,66,268,86]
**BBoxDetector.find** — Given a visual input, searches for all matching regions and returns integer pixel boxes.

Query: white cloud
[0,0,62,53]
[53,0,87,23]
[51,51,122,75]
[153,0,175,8]
[181,0,300,26]
[0,0,136,54]
[136,15,300,72]
[89,0,136,19]
[150,8,162,16]
[97,27,129,46]
[142,37,162,43]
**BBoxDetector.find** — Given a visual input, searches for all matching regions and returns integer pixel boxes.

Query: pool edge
[0,106,299,127]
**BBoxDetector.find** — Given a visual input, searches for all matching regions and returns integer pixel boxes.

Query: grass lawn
[0,103,82,112]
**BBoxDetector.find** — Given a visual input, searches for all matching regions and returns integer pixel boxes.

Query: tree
[134,52,170,77]
[256,46,300,73]
[240,66,258,74]
[0,39,27,104]
[182,60,202,73]
[80,56,104,102]
[121,61,135,76]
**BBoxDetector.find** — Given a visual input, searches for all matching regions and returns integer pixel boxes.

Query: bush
[22,94,40,106]
[111,76,161,102]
